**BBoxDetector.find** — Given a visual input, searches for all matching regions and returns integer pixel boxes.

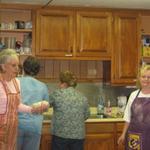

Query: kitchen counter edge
[43,118,124,123]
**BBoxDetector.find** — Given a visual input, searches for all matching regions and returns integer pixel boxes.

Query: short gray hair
[0,49,18,64]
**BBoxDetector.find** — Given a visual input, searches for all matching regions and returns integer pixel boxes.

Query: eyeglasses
[141,75,150,80]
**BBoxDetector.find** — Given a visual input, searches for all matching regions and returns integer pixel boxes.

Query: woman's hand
[40,101,49,112]
[117,134,125,145]
[118,122,129,145]
[31,101,49,114]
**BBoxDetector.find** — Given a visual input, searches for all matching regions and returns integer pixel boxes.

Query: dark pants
[51,135,84,150]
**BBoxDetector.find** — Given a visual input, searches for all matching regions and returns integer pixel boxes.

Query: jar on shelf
[22,33,32,54]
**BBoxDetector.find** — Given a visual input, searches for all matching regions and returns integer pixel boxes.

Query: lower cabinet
[116,123,125,150]
[40,134,52,150]
[84,133,115,150]
[117,133,125,150]
[40,121,124,150]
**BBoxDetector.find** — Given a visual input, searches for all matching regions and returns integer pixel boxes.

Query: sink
[43,113,117,120]
[89,114,117,119]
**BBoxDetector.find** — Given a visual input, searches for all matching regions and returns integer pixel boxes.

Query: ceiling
[1,0,150,10]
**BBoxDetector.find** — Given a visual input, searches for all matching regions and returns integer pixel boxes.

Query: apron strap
[12,79,20,94]
[135,89,141,99]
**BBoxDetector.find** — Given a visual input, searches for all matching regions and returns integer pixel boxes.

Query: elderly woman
[0,49,48,150]
[49,70,90,150]
[118,64,150,150]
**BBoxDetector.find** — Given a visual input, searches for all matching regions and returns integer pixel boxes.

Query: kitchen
[1,0,150,150]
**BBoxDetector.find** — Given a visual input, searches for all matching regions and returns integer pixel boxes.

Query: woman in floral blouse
[49,70,90,150]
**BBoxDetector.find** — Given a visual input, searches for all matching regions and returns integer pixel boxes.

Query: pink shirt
[0,78,32,114]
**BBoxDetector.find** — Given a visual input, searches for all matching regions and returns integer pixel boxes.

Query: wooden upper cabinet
[35,9,112,60]
[76,11,112,59]
[111,11,140,85]
[36,9,74,58]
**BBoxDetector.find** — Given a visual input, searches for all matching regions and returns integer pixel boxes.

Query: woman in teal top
[17,56,49,150]
[49,71,90,150]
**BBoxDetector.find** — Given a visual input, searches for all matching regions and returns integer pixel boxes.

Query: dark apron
[125,90,150,150]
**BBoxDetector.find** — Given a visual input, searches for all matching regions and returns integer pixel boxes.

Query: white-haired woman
[0,49,48,150]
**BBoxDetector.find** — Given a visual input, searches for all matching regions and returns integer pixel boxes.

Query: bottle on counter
[117,96,127,118]
[97,95,105,118]
[105,100,112,116]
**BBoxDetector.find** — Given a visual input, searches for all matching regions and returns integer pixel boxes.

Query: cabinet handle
[65,46,73,57]
[65,53,73,57]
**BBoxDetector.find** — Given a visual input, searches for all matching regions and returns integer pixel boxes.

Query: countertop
[85,117,124,122]
[43,116,124,123]
[43,107,124,123]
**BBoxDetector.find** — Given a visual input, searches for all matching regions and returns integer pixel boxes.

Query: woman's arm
[84,98,90,120]
[117,122,130,145]
[117,90,139,145]
[18,103,32,113]
[18,101,49,113]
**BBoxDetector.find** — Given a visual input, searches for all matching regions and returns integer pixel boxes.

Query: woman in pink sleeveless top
[0,49,49,150]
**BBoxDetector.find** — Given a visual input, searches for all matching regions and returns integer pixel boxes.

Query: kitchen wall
[47,82,136,107]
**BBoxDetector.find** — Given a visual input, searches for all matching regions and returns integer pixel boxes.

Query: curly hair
[23,56,40,76]
[59,70,77,87]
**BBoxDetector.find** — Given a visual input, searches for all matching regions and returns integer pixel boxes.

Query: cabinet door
[116,123,125,150]
[111,12,140,85]
[40,134,52,150]
[76,11,112,60]
[36,9,74,58]
[84,134,115,150]
[117,133,125,150]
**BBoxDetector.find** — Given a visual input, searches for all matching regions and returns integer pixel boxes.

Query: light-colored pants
[17,129,41,150]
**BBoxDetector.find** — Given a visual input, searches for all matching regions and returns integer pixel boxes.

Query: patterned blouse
[49,87,90,139]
